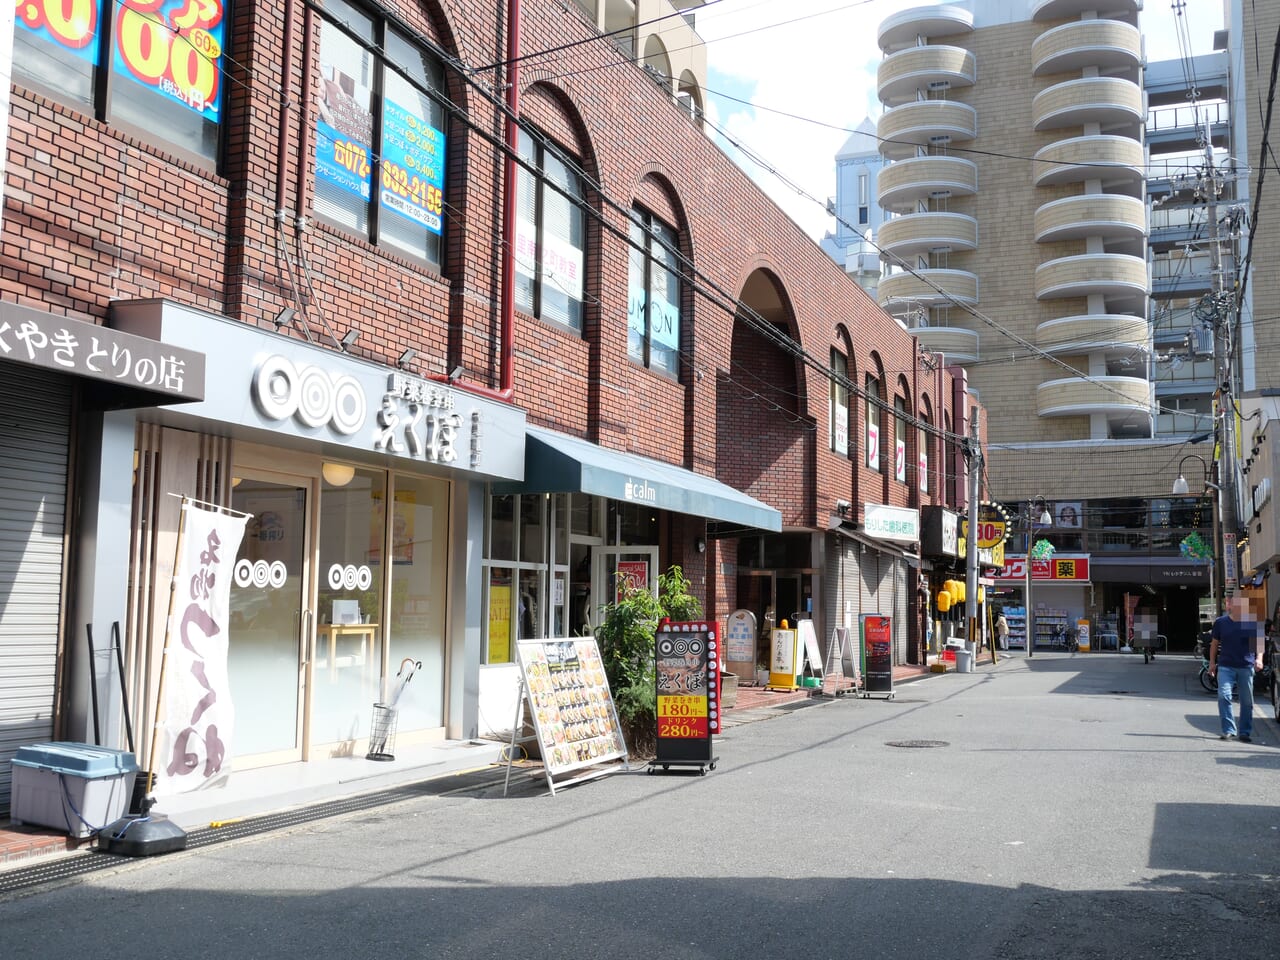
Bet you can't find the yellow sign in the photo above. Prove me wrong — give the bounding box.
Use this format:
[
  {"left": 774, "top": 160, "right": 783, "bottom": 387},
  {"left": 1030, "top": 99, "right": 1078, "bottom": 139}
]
[
  {"left": 487, "top": 581, "right": 512, "bottom": 664},
  {"left": 768, "top": 628, "right": 800, "bottom": 690},
  {"left": 961, "top": 518, "right": 1007, "bottom": 549},
  {"left": 657, "top": 695, "right": 707, "bottom": 718},
  {"left": 957, "top": 536, "right": 1005, "bottom": 568}
]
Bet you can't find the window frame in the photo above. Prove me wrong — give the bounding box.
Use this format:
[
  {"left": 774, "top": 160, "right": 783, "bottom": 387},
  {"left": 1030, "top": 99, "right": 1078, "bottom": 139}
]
[
  {"left": 12, "top": 0, "right": 229, "bottom": 168},
  {"left": 865, "top": 373, "right": 881, "bottom": 472},
  {"left": 313, "top": 0, "right": 449, "bottom": 268},
  {"left": 830, "top": 348, "right": 850, "bottom": 456},
  {"left": 628, "top": 206, "right": 682, "bottom": 379},
  {"left": 515, "top": 128, "right": 587, "bottom": 334}
]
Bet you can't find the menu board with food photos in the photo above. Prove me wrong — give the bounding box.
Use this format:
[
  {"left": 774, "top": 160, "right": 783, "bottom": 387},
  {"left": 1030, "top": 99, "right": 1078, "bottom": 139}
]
[{"left": 515, "top": 638, "right": 628, "bottom": 789}]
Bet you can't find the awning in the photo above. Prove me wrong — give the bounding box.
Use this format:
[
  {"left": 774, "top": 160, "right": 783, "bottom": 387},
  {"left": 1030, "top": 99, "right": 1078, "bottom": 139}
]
[
  {"left": 495, "top": 427, "right": 781, "bottom": 532},
  {"left": 1090, "top": 556, "right": 1210, "bottom": 585}
]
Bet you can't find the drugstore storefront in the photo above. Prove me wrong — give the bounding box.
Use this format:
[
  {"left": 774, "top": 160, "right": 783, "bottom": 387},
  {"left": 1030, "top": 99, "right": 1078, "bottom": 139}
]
[{"left": 106, "top": 301, "right": 526, "bottom": 777}]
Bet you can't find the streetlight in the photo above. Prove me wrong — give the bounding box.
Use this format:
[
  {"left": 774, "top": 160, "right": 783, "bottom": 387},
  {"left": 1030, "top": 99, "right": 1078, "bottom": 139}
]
[
  {"left": 1025, "top": 496, "right": 1053, "bottom": 658},
  {"left": 1172, "top": 453, "right": 1221, "bottom": 615}
]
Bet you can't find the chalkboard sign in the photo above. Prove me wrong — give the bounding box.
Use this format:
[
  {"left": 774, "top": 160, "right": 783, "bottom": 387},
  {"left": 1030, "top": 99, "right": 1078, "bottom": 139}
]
[
  {"left": 653, "top": 620, "right": 719, "bottom": 773},
  {"left": 861, "top": 613, "right": 894, "bottom": 699}
]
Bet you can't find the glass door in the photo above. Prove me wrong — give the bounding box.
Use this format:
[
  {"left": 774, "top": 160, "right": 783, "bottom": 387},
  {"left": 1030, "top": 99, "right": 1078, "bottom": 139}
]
[{"left": 228, "top": 473, "right": 314, "bottom": 766}]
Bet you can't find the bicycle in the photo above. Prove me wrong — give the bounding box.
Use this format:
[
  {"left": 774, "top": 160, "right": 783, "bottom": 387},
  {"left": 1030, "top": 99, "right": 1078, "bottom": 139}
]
[{"left": 1196, "top": 636, "right": 1217, "bottom": 693}]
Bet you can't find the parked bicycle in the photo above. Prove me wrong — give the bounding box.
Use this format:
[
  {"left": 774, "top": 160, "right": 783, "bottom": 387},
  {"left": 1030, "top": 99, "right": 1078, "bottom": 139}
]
[{"left": 1196, "top": 634, "right": 1217, "bottom": 693}]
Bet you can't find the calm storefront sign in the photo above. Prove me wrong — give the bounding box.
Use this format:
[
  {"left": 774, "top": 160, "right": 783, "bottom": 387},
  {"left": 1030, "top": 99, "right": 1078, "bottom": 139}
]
[{"left": 863, "top": 503, "right": 920, "bottom": 544}]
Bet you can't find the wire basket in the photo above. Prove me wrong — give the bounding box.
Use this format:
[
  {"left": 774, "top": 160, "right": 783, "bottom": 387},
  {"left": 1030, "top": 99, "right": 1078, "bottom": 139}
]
[{"left": 366, "top": 703, "right": 399, "bottom": 761}]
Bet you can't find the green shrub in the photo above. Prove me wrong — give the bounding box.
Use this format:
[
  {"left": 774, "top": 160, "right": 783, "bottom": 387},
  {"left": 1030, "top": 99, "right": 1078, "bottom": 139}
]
[{"left": 595, "top": 565, "right": 703, "bottom": 756}]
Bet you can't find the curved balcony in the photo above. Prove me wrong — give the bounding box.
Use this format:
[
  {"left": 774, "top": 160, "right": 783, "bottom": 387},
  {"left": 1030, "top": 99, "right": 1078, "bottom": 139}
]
[
  {"left": 878, "top": 4, "right": 974, "bottom": 52},
  {"left": 1033, "top": 135, "right": 1144, "bottom": 188},
  {"left": 1035, "top": 313, "right": 1150, "bottom": 358},
  {"left": 912, "top": 325, "right": 979, "bottom": 364},
  {"left": 878, "top": 268, "right": 979, "bottom": 310},
  {"left": 1033, "top": 0, "right": 1141, "bottom": 22},
  {"left": 1032, "top": 77, "right": 1142, "bottom": 131},
  {"left": 878, "top": 46, "right": 976, "bottom": 105},
  {"left": 877, "top": 156, "right": 978, "bottom": 211},
  {"left": 877, "top": 101, "right": 978, "bottom": 160},
  {"left": 879, "top": 212, "right": 978, "bottom": 259},
  {"left": 1036, "top": 375, "right": 1152, "bottom": 422},
  {"left": 1033, "top": 194, "right": 1146, "bottom": 244},
  {"left": 1032, "top": 20, "right": 1141, "bottom": 75},
  {"left": 1035, "top": 253, "right": 1148, "bottom": 306}
]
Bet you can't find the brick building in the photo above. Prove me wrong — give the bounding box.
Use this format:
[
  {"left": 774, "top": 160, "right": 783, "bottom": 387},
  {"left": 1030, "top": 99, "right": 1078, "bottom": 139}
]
[{"left": 0, "top": 0, "right": 980, "bottom": 808}]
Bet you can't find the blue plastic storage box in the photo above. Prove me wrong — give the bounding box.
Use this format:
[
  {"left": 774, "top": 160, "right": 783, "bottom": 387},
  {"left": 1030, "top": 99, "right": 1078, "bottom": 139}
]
[{"left": 11, "top": 742, "right": 139, "bottom": 839}]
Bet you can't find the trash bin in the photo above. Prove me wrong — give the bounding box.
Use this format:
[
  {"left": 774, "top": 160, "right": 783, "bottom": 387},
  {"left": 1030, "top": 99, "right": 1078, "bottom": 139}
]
[
  {"left": 954, "top": 648, "right": 974, "bottom": 673},
  {"left": 11, "top": 742, "right": 138, "bottom": 838}
]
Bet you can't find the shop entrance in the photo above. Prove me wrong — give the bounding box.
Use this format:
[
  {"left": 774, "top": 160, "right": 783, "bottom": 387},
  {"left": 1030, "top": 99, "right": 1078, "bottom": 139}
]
[{"left": 229, "top": 472, "right": 314, "bottom": 766}]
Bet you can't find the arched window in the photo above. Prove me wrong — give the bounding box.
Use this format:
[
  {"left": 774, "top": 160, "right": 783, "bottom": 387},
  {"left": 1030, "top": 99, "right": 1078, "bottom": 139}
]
[
  {"left": 865, "top": 373, "right": 881, "bottom": 471},
  {"left": 313, "top": 0, "right": 449, "bottom": 266},
  {"left": 515, "top": 129, "right": 586, "bottom": 332},
  {"left": 628, "top": 207, "right": 681, "bottom": 377},
  {"left": 830, "top": 347, "right": 850, "bottom": 456}
]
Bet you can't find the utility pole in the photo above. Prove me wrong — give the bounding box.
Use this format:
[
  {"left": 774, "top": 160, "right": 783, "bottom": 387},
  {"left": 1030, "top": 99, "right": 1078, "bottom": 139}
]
[
  {"left": 964, "top": 408, "right": 982, "bottom": 654},
  {"left": 1205, "top": 138, "right": 1239, "bottom": 605}
]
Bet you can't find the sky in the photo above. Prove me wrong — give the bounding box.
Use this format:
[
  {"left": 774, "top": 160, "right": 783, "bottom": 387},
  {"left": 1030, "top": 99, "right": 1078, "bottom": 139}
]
[{"left": 696, "top": 0, "right": 1225, "bottom": 242}]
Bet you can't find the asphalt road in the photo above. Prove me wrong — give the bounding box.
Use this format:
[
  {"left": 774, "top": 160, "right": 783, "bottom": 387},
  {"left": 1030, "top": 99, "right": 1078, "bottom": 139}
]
[{"left": 3, "top": 652, "right": 1279, "bottom": 959}]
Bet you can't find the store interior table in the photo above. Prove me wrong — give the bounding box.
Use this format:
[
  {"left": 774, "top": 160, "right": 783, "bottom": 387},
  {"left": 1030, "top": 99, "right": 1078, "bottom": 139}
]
[{"left": 316, "top": 623, "right": 378, "bottom": 679}]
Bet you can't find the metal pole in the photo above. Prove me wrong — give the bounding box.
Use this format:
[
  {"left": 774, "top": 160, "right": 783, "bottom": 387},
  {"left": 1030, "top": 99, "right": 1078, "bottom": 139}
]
[
  {"left": 1026, "top": 500, "right": 1034, "bottom": 659},
  {"left": 965, "top": 409, "right": 981, "bottom": 654},
  {"left": 1205, "top": 137, "right": 1239, "bottom": 607}
]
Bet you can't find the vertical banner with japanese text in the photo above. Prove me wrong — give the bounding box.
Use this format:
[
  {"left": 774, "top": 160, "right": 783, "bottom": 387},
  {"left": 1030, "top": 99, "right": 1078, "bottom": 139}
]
[{"left": 159, "top": 502, "right": 249, "bottom": 794}]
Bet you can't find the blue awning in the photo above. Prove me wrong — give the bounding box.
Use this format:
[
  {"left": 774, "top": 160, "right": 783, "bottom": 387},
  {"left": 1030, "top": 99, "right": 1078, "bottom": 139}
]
[{"left": 495, "top": 427, "right": 781, "bottom": 532}]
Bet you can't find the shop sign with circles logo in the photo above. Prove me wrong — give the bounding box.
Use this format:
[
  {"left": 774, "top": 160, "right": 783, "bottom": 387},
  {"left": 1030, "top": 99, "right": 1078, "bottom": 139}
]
[
  {"left": 655, "top": 621, "right": 718, "bottom": 765},
  {"left": 234, "top": 559, "right": 289, "bottom": 590}
]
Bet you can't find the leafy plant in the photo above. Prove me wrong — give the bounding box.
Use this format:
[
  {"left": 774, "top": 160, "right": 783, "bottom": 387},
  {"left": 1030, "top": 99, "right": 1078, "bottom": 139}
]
[{"left": 594, "top": 565, "right": 703, "bottom": 755}]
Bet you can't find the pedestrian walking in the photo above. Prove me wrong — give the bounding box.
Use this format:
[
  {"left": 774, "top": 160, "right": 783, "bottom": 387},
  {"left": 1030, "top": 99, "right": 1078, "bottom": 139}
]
[
  {"left": 995, "top": 611, "right": 1009, "bottom": 651},
  {"left": 1208, "top": 596, "right": 1262, "bottom": 742}
]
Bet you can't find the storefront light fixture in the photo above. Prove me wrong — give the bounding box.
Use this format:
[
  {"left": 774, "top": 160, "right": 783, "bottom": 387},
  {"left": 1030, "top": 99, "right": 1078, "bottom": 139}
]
[
  {"left": 397, "top": 348, "right": 417, "bottom": 369},
  {"left": 273, "top": 306, "right": 296, "bottom": 329},
  {"left": 340, "top": 328, "right": 359, "bottom": 351},
  {"left": 322, "top": 462, "right": 355, "bottom": 486}
]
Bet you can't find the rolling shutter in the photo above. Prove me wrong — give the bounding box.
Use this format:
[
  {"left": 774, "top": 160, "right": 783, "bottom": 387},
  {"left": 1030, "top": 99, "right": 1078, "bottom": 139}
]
[{"left": 0, "top": 364, "right": 71, "bottom": 813}]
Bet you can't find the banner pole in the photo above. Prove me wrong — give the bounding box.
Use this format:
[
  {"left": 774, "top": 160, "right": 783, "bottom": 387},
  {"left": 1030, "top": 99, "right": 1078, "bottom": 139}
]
[{"left": 144, "top": 495, "right": 190, "bottom": 797}]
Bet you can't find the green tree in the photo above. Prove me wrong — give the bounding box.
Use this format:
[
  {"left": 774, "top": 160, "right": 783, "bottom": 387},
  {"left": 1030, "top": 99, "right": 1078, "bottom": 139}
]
[{"left": 594, "top": 565, "right": 702, "bottom": 755}]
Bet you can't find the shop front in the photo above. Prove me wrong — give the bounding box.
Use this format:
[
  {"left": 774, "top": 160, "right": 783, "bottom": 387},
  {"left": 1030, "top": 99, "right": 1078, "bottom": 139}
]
[
  {"left": 104, "top": 300, "right": 526, "bottom": 782},
  {"left": 479, "top": 428, "right": 782, "bottom": 735},
  {"left": 0, "top": 302, "right": 205, "bottom": 813},
  {"left": 1088, "top": 556, "right": 1209, "bottom": 652},
  {"left": 994, "top": 553, "right": 1091, "bottom": 651}
]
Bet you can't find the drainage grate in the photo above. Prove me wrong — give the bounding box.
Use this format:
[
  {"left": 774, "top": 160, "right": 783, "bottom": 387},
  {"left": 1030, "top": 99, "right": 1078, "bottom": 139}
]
[
  {"left": 0, "top": 767, "right": 507, "bottom": 899},
  {"left": 885, "top": 740, "right": 950, "bottom": 748}
]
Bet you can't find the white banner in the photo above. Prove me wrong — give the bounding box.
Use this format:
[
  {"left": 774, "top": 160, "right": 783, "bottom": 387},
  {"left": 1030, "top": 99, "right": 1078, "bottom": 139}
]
[{"left": 159, "top": 502, "right": 249, "bottom": 794}]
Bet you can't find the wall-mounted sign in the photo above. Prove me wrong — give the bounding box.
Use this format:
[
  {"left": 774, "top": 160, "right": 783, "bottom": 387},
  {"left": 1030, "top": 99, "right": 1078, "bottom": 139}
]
[
  {"left": 996, "top": 554, "right": 1091, "bottom": 582},
  {"left": 863, "top": 503, "right": 919, "bottom": 543}
]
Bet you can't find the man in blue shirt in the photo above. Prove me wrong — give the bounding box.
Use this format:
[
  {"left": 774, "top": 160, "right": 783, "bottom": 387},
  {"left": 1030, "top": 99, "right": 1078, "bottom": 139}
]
[{"left": 1209, "top": 596, "right": 1262, "bottom": 742}]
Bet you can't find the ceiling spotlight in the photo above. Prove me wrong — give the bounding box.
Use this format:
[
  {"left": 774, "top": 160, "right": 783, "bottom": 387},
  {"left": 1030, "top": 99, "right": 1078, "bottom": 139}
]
[
  {"left": 397, "top": 348, "right": 417, "bottom": 368},
  {"left": 340, "top": 328, "right": 359, "bottom": 350},
  {"left": 273, "top": 306, "right": 296, "bottom": 329}
]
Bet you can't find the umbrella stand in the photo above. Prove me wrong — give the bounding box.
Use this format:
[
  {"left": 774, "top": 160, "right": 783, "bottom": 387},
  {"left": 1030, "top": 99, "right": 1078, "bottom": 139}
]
[{"left": 366, "top": 658, "right": 421, "bottom": 761}]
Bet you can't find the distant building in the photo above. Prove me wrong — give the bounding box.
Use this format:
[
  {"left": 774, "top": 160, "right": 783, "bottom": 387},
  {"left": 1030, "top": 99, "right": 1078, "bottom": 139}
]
[{"left": 819, "top": 118, "right": 888, "bottom": 299}]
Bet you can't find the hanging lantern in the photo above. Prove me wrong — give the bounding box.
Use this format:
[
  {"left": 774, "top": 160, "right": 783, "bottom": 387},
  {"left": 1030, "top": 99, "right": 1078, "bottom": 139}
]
[{"left": 937, "top": 591, "right": 952, "bottom": 612}]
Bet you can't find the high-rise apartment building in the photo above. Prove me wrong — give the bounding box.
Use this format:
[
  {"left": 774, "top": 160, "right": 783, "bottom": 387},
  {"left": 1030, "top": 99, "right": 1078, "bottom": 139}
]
[{"left": 843, "top": 0, "right": 1280, "bottom": 648}]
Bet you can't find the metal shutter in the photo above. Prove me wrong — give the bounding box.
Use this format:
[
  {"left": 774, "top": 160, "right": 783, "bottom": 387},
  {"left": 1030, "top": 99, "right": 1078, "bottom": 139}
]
[
  {"left": 894, "top": 559, "right": 910, "bottom": 665},
  {"left": 0, "top": 365, "right": 71, "bottom": 813}
]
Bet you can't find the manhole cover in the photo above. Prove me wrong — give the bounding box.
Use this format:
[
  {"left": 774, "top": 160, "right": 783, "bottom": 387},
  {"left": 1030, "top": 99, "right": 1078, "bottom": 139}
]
[{"left": 885, "top": 739, "right": 950, "bottom": 748}]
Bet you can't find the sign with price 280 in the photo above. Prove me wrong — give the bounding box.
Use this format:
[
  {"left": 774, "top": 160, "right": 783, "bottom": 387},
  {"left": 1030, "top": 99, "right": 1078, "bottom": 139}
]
[{"left": 657, "top": 695, "right": 707, "bottom": 739}]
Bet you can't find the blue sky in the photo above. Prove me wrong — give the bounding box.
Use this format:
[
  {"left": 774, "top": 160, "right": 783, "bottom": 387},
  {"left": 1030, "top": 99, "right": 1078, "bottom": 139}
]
[{"left": 697, "top": 0, "right": 1225, "bottom": 241}]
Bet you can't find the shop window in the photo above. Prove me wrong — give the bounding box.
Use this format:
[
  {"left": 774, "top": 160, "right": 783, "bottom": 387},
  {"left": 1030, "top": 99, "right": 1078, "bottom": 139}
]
[
  {"left": 628, "top": 208, "right": 681, "bottom": 377},
  {"left": 830, "top": 348, "right": 849, "bottom": 456},
  {"left": 484, "top": 493, "right": 569, "bottom": 663},
  {"left": 515, "top": 129, "right": 586, "bottom": 332},
  {"left": 14, "top": 0, "right": 226, "bottom": 164},
  {"left": 315, "top": 0, "right": 447, "bottom": 266}
]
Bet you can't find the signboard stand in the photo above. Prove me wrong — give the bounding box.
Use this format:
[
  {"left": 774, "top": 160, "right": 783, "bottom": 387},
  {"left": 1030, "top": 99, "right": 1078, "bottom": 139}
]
[
  {"left": 861, "top": 613, "right": 894, "bottom": 700},
  {"left": 767, "top": 626, "right": 801, "bottom": 690},
  {"left": 821, "top": 627, "right": 857, "bottom": 696},
  {"left": 650, "top": 620, "right": 719, "bottom": 775},
  {"left": 505, "top": 638, "right": 629, "bottom": 796}
]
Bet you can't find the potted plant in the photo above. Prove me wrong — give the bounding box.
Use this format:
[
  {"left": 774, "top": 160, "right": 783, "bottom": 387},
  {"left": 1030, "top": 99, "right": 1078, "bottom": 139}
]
[{"left": 594, "top": 565, "right": 703, "bottom": 756}]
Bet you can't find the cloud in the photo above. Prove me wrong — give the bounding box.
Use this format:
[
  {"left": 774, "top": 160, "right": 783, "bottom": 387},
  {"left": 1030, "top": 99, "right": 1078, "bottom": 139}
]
[{"left": 698, "top": 0, "right": 1224, "bottom": 242}]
